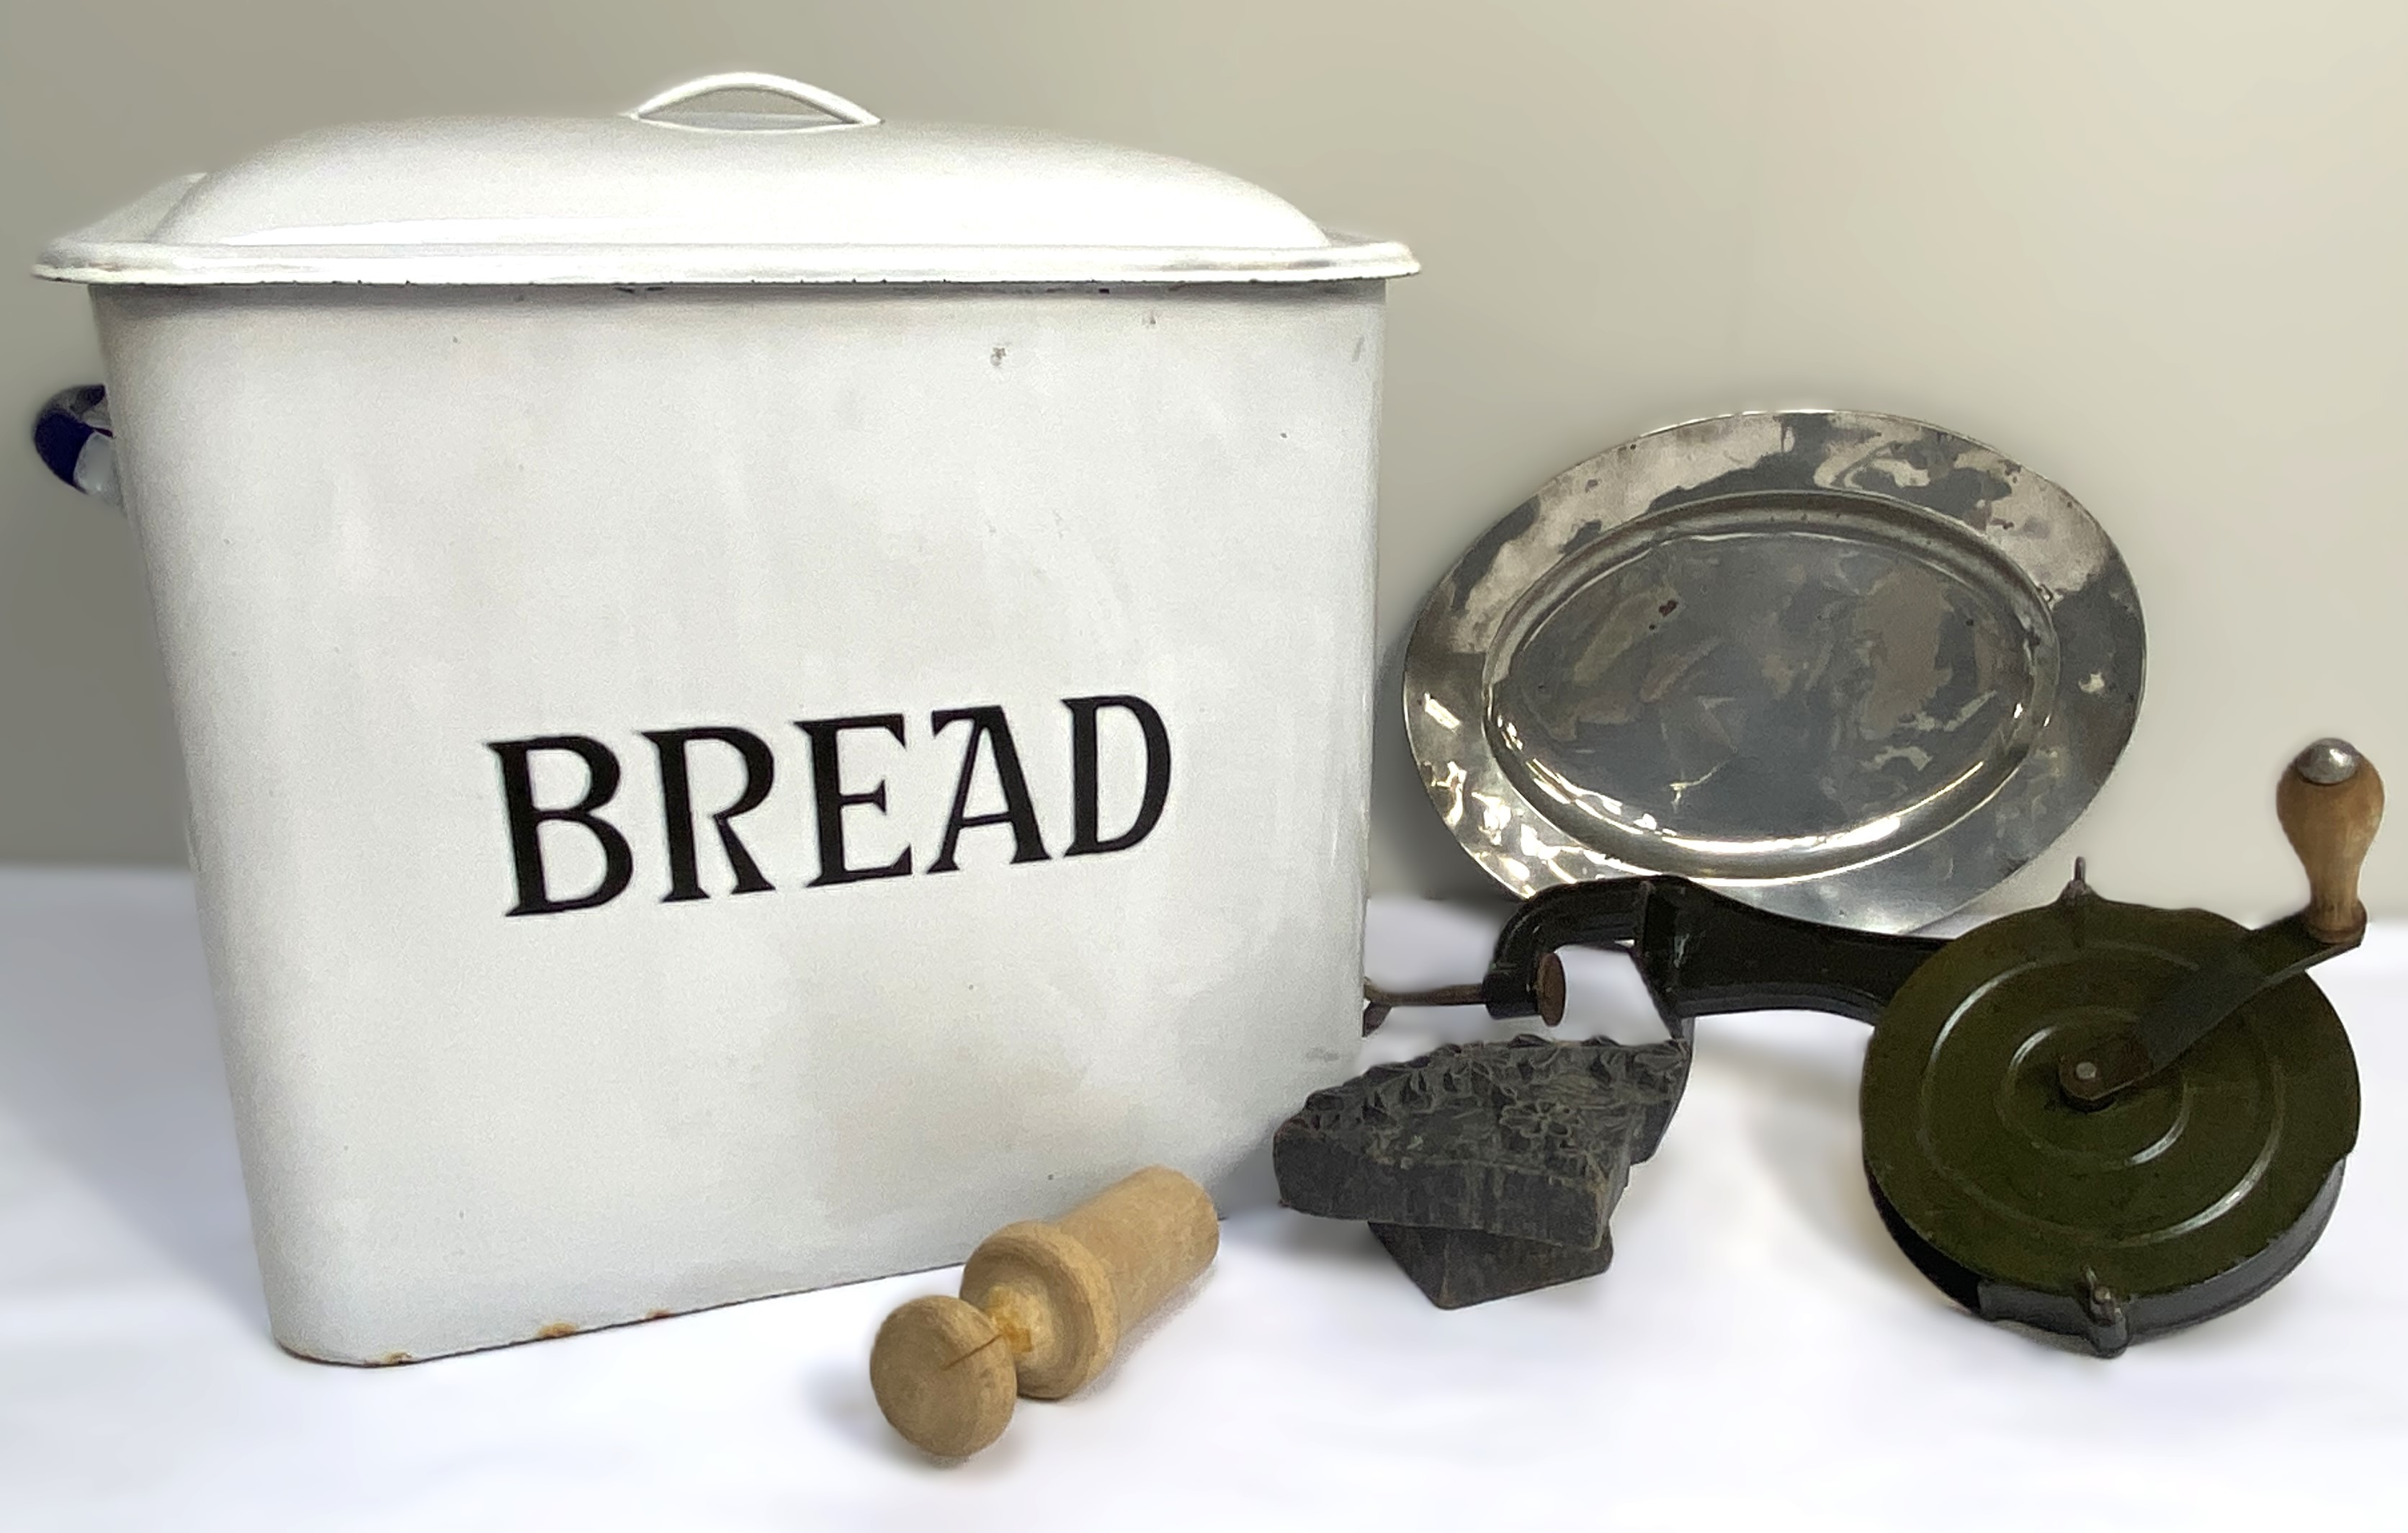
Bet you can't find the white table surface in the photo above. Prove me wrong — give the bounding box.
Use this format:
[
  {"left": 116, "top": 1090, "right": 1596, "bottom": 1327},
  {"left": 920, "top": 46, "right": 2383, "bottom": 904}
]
[{"left": 4, "top": 867, "right": 2405, "bottom": 1531}]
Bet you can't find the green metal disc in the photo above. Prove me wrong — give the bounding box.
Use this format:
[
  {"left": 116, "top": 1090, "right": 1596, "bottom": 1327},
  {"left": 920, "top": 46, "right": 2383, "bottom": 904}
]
[{"left": 1861, "top": 882, "right": 2360, "bottom": 1354}]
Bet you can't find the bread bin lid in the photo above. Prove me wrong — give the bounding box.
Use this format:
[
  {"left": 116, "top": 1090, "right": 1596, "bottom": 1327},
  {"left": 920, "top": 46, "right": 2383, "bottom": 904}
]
[{"left": 35, "top": 73, "right": 1417, "bottom": 288}]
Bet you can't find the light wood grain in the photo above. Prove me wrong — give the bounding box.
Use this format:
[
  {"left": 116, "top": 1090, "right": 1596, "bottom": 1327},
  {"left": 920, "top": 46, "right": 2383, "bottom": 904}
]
[
  {"left": 869, "top": 1166, "right": 1218, "bottom": 1456},
  {"left": 2278, "top": 754, "right": 2385, "bottom": 943}
]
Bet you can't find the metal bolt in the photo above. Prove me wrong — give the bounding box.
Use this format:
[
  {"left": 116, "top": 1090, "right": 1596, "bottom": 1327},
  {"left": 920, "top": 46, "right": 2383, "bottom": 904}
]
[
  {"left": 2293, "top": 737, "right": 2362, "bottom": 787},
  {"left": 2056, "top": 856, "right": 2093, "bottom": 904},
  {"left": 1361, "top": 980, "right": 1483, "bottom": 1036},
  {"left": 1361, "top": 949, "right": 1568, "bottom": 1036},
  {"left": 2073, "top": 1060, "right": 2100, "bottom": 1083}
]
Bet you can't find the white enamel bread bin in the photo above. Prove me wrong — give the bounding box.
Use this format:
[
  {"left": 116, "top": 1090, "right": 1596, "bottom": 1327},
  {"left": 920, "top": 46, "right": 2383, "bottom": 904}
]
[{"left": 36, "top": 74, "right": 1415, "bottom": 1362}]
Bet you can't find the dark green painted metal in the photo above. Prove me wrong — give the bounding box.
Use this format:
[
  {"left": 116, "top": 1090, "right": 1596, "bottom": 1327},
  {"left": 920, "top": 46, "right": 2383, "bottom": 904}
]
[
  {"left": 1861, "top": 881, "right": 2360, "bottom": 1354},
  {"left": 2064, "top": 912, "right": 2351, "bottom": 1104}
]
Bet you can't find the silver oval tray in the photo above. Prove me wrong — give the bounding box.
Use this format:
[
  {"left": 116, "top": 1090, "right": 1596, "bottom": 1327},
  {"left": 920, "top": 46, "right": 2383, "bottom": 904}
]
[{"left": 1404, "top": 410, "right": 2144, "bottom": 931}]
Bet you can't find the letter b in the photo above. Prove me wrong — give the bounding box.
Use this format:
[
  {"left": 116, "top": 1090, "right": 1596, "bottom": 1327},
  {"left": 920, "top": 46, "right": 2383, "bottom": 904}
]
[{"left": 490, "top": 736, "right": 635, "bottom": 916}]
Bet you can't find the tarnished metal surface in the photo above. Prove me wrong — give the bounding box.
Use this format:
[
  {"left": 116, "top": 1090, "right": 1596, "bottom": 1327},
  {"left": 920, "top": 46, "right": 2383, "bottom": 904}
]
[
  {"left": 2296, "top": 737, "right": 2363, "bottom": 787},
  {"left": 1405, "top": 410, "right": 2145, "bottom": 931}
]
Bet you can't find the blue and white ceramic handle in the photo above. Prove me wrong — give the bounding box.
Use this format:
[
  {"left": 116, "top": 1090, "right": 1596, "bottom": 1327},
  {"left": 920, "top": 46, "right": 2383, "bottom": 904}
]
[{"left": 32, "top": 385, "right": 119, "bottom": 506}]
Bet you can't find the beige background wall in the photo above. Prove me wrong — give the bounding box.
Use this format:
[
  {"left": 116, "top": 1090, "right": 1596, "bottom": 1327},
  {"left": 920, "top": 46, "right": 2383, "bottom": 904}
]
[{"left": 3, "top": 0, "right": 2402, "bottom": 919}]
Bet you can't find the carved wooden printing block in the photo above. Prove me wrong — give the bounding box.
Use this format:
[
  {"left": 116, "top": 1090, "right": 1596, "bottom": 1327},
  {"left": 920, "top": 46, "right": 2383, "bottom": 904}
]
[{"left": 1274, "top": 1035, "right": 1691, "bottom": 1307}]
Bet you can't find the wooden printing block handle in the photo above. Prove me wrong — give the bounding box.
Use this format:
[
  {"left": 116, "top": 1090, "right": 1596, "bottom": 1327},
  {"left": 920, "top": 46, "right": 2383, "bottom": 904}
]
[
  {"left": 868, "top": 1166, "right": 1219, "bottom": 1457},
  {"left": 2278, "top": 738, "right": 2385, "bottom": 944}
]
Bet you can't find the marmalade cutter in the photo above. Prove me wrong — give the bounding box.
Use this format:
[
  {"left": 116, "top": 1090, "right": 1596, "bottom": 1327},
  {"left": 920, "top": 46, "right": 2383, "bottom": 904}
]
[{"left": 1282, "top": 740, "right": 2381, "bottom": 1355}]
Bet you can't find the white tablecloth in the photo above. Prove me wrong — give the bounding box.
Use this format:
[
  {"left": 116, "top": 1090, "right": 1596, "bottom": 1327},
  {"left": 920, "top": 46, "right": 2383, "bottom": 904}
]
[{"left": 4, "top": 869, "right": 2404, "bottom": 1530}]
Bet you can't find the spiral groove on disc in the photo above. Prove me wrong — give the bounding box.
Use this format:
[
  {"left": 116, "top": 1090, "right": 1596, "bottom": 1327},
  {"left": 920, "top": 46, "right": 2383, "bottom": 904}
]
[{"left": 1861, "top": 888, "right": 2358, "bottom": 1349}]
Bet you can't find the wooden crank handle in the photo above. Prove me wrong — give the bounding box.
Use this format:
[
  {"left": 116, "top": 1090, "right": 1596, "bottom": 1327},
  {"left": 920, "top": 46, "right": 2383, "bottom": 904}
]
[
  {"left": 2277, "top": 738, "right": 2384, "bottom": 944},
  {"left": 869, "top": 1166, "right": 1218, "bottom": 1458}
]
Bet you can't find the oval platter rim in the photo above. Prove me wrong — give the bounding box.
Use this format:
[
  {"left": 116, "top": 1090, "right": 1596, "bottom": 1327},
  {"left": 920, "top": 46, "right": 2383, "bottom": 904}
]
[{"left": 1401, "top": 407, "right": 2147, "bottom": 933}]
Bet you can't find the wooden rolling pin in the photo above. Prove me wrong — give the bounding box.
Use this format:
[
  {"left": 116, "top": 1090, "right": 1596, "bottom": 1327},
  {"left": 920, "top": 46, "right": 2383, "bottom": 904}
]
[{"left": 869, "top": 1166, "right": 1219, "bottom": 1457}]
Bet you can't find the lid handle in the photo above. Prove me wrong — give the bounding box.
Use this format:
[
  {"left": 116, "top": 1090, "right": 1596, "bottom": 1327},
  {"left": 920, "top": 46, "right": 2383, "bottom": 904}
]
[{"left": 627, "top": 72, "right": 880, "bottom": 128}]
